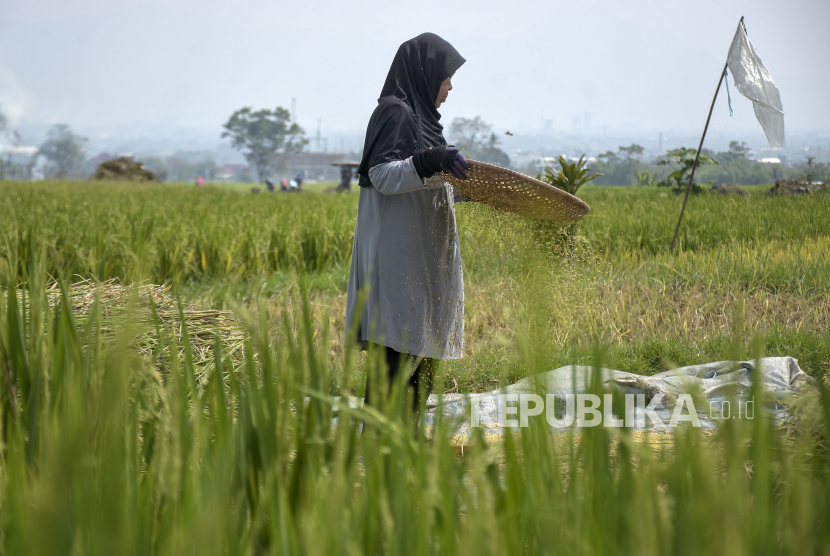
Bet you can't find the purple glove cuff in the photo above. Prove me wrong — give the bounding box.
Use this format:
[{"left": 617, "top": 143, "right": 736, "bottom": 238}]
[{"left": 446, "top": 146, "right": 470, "bottom": 180}]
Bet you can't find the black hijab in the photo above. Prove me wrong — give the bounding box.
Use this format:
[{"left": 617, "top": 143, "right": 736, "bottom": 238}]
[{"left": 357, "top": 33, "right": 465, "bottom": 187}]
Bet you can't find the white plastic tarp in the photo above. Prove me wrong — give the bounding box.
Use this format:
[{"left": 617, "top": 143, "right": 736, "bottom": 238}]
[{"left": 423, "top": 357, "right": 808, "bottom": 436}]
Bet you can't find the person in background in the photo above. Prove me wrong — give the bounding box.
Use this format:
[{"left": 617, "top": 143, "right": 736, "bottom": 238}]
[
  {"left": 280, "top": 178, "right": 289, "bottom": 191},
  {"left": 346, "top": 33, "right": 469, "bottom": 412},
  {"left": 195, "top": 175, "right": 205, "bottom": 187},
  {"left": 289, "top": 178, "right": 298, "bottom": 191},
  {"left": 294, "top": 172, "right": 303, "bottom": 190}
]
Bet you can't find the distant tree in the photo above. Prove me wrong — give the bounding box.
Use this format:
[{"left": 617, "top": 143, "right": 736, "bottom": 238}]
[
  {"left": 140, "top": 156, "right": 170, "bottom": 181},
  {"left": 475, "top": 133, "right": 510, "bottom": 166},
  {"left": 618, "top": 143, "right": 645, "bottom": 161},
  {"left": 221, "top": 107, "right": 307, "bottom": 182},
  {"left": 38, "top": 124, "right": 88, "bottom": 178},
  {"left": 728, "top": 140, "right": 750, "bottom": 159},
  {"left": 716, "top": 140, "right": 751, "bottom": 163},
  {"left": 636, "top": 169, "right": 658, "bottom": 186},
  {"left": 592, "top": 147, "right": 652, "bottom": 185},
  {"left": 448, "top": 116, "right": 510, "bottom": 166},
  {"left": 694, "top": 159, "right": 762, "bottom": 185},
  {"left": 658, "top": 147, "right": 718, "bottom": 194},
  {"left": 448, "top": 116, "right": 491, "bottom": 151}
]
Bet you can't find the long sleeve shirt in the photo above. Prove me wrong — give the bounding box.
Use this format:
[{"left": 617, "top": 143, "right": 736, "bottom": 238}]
[{"left": 345, "top": 158, "right": 464, "bottom": 360}]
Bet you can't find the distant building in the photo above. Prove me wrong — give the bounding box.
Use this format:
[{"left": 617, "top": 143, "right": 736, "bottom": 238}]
[
  {"left": 0, "top": 145, "right": 38, "bottom": 166},
  {"left": 583, "top": 112, "right": 592, "bottom": 134},
  {"left": 759, "top": 157, "right": 783, "bottom": 167},
  {"left": 571, "top": 115, "right": 582, "bottom": 135},
  {"left": 279, "top": 152, "right": 347, "bottom": 181},
  {"left": 218, "top": 164, "right": 251, "bottom": 181},
  {"left": 0, "top": 145, "right": 38, "bottom": 158},
  {"left": 0, "top": 145, "right": 39, "bottom": 180}
]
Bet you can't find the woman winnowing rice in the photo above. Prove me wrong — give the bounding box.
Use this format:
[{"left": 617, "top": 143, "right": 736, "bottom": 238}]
[{"left": 346, "top": 33, "right": 470, "bottom": 409}]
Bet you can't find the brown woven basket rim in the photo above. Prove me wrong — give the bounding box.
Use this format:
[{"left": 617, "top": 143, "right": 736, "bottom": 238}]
[{"left": 444, "top": 160, "right": 591, "bottom": 218}]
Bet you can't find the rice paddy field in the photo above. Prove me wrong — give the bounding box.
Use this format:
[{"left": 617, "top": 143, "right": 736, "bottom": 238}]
[{"left": 1, "top": 179, "right": 829, "bottom": 554}]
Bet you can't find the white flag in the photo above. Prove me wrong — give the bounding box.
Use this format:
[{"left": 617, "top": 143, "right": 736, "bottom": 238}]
[{"left": 726, "top": 22, "right": 785, "bottom": 147}]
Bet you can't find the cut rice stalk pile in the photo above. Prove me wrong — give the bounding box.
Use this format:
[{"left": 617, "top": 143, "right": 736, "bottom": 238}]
[
  {"left": 93, "top": 156, "right": 160, "bottom": 182},
  {"left": 766, "top": 179, "right": 829, "bottom": 196},
  {"left": 31, "top": 278, "right": 246, "bottom": 373}
]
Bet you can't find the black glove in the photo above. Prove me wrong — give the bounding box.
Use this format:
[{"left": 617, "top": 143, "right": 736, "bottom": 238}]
[{"left": 411, "top": 146, "right": 470, "bottom": 180}]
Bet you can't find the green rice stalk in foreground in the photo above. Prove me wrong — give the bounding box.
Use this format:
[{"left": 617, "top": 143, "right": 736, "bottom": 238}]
[{"left": 1, "top": 257, "right": 829, "bottom": 555}]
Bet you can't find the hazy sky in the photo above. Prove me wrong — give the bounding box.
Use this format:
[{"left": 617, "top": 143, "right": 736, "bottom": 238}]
[{"left": 1, "top": 0, "right": 828, "bottom": 142}]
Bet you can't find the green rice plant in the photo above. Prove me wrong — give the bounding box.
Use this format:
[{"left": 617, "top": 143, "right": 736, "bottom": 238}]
[
  {"left": 1, "top": 180, "right": 829, "bottom": 553},
  {"left": 3, "top": 254, "right": 828, "bottom": 554},
  {"left": 0, "top": 182, "right": 358, "bottom": 285},
  {"left": 5, "top": 179, "right": 826, "bottom": 394},
  {"left": 3, "top": 181, "right": 829, "bottom": 290}
]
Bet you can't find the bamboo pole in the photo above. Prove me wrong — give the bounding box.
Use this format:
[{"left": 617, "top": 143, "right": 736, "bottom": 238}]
[
  {"left": 670, "top": 17, "right": 743, "bottom": 253},
  {"left": 669, "top": 63, "right": 727, "bottom": 252}
]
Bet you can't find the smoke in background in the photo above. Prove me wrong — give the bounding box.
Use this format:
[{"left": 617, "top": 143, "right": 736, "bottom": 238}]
[{"left": 0, "top": 51, "right": 31, "bottom": 133}]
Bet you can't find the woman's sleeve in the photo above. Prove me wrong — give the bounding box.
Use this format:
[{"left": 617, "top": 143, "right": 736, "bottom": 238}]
[{"left": 368, "top": 158, "right": 425, "bottom": 195}]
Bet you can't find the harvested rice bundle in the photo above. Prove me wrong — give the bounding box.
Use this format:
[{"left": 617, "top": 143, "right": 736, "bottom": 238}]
[{"left": 35, "top": 278, "right": 246, "bottom": 372}]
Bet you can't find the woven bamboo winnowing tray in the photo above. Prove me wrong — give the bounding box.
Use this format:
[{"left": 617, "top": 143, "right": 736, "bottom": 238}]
[{"left": 443, "top": 160, "right": 590, "bottom": 222}]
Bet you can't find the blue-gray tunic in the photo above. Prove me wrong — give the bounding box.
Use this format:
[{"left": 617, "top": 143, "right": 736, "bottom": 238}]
[{"left": 345, "top": 159, "right": 464, "bottom": 360}]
